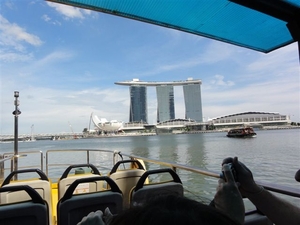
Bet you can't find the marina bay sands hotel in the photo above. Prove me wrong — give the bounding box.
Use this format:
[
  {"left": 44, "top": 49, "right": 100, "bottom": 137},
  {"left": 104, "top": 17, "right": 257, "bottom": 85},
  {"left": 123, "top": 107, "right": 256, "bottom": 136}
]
[{"left": 115, "top": 78, "right": 203, "bottom": 124}]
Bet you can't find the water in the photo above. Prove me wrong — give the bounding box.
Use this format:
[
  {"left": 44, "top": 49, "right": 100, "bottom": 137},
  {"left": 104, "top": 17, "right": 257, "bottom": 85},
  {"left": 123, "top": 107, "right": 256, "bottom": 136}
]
[{"left": 1, "top": 129, "right": 299, "bottom": 205}]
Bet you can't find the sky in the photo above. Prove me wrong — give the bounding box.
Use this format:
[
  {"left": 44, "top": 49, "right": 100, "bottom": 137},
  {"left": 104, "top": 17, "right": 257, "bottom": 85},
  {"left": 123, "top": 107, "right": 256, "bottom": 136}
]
[{"left": 0, "top": 0, "right": 299, "bottom": 135}]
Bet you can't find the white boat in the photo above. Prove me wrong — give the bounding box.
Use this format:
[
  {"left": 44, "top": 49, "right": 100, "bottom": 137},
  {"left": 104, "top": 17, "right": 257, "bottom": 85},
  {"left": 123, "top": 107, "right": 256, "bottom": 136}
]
[{"left": 91, "top": 113, "right": 123, "bottom": 132}]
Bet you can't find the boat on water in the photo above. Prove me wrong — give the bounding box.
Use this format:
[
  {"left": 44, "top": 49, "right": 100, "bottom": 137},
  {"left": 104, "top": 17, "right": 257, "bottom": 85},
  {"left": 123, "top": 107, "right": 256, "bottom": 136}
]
[
  {"left": 0, "top": 149, "right": 299, "bottom": 225},
  {"left": 227, "top": 127, "right": 257, "bottom": 138}
]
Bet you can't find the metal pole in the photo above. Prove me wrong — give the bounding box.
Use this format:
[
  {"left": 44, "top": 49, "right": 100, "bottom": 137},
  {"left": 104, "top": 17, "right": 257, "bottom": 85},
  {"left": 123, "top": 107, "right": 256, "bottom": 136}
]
[{"left": 13, "top": 91, "right": 20, "bottom": 180}]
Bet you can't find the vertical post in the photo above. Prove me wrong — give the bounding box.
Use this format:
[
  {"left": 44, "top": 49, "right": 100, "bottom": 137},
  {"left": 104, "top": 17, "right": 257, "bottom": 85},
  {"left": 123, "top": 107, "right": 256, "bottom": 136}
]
[
  {"left": 0, "top": 155, "right": 4, "bottom": 183},
  {"left": 13, "top": 91, "right": 20, "bottom": 180}
]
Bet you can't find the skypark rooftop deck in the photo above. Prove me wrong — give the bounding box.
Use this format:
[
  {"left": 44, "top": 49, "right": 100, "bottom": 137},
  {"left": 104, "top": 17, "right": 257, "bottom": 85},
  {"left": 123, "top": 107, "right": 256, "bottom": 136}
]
[{"left": 115, "top": 78, "right": 201, "bottom": 86}]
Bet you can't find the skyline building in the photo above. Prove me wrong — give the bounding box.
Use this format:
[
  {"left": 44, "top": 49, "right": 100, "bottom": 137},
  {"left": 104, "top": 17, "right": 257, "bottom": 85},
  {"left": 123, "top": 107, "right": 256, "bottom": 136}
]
[
  {"left": 156, "top": 85, "right": 175, "bottom": 123},
  {"left": 129, "top": 85, "right": 147, "bottom": 123},
  {"left": 115, "top": 78, "right": 202, "bottom": 124},
  {"left": 183, "top": 83, "right": 203, "bottom": 122}
]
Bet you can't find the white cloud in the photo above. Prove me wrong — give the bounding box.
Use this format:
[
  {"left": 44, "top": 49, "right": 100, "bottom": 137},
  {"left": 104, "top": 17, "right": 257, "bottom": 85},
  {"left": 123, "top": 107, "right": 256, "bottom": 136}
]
[
  {"left": 46, "top": 2, "right": 91, "bottom": 20},
  {"left": 210, "top": 75, "right": 235, "bottom": 86},
  {"left": 0, "top": 15, "right": 43, "bottom": 49},
  {"left": 42, "top": 14, "right": 51, "bottom": 22},
  {"left": 0, "top": 52, "right": 33, "bottom": 62}
]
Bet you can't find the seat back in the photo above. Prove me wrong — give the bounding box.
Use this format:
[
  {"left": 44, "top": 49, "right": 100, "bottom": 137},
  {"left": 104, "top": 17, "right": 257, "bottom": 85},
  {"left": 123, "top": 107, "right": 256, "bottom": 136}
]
[
  {"left": 109, "top": 160, "right": 145, "bottom": 208},
  {"left": 57, "top": 176, "right": 123, "bottom": 225},
  {"left": 58, "top": 164, "right": 102, "bottom": 200},
  {"left": 0, "top": 185, "right": 49, "bottom": 225},
  {"left": 0, "top": 169, "right": 52, "bottom": 224},
  {"left": 130, "top": 168, "right": 183, "bottom": 207}
]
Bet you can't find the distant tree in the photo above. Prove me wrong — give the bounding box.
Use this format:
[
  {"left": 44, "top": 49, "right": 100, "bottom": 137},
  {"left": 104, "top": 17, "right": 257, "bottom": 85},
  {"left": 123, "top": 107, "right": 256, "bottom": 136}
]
[{"left": 82, "top": 128, "right": 88, "bottom": 133}]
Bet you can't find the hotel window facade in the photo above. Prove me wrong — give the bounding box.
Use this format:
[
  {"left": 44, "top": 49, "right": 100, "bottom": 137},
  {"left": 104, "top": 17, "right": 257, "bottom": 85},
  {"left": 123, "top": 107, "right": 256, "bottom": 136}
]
[
  {"left": 183, "top": 84, "right": 203, "bottom": 122},
  {"left": 129, "top": 86, "right": 147, "bottom": 123}
]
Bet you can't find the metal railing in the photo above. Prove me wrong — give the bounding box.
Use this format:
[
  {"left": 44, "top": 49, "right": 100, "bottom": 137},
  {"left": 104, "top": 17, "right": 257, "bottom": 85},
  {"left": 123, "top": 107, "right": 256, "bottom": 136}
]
[
  {"left": 1, "top": 149, "right": 299, "bottom": 199},
  {"left": 0, "top": 151, "right": 42, "bottom": 183}
]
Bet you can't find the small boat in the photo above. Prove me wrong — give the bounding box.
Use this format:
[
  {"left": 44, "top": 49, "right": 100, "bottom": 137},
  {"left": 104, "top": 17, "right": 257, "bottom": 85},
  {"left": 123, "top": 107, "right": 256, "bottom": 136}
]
[{"left": 227, "top": 127, "right": 257, "bottom": 138}]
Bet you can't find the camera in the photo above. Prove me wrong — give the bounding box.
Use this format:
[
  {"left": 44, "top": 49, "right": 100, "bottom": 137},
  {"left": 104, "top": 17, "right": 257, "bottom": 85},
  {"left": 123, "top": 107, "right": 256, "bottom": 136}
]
[{"left": 220, "top": 163, "right": 237, "bottom": 181}]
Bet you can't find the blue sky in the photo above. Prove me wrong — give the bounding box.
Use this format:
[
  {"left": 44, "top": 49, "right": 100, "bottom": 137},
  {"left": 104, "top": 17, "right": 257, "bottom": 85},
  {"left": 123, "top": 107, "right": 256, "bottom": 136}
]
[{"left": 0, "top": 0, "right": 299, "bottom": 135}]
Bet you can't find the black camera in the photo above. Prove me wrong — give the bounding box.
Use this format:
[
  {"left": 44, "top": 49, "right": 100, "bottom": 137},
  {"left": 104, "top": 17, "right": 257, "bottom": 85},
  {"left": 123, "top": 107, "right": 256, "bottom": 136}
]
[{"left": 220, "top": 163, "right": 237, "bottom": 181}]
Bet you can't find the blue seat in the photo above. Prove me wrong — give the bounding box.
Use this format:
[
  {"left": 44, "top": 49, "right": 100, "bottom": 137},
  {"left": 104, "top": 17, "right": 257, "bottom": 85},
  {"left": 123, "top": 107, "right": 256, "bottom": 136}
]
[
  {"left": 0, "top": 185, "right": 49, "bottom": 225},
  {"left": 57, "top": 176, "right": 123, "bottom": 225}
]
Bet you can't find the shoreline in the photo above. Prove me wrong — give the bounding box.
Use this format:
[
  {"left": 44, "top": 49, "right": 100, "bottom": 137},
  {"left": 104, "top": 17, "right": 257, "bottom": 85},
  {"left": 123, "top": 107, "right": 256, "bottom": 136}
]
[{"left": 1, "top": 126, "right": 299, "bottom": 142}]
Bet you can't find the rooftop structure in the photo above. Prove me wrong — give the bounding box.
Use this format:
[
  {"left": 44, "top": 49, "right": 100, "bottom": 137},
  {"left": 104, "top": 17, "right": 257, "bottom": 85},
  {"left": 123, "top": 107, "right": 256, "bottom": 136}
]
[
  {"left": 48, "top": 0, "right": 299, "bottom": 54},
  {"left": 115, "top": 78, "right": 202, "bottom": 86}
]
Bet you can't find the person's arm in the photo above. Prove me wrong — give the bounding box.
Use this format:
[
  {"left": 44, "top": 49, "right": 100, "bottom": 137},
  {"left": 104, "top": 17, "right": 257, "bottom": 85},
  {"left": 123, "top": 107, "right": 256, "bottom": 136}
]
[
  {"left": 226, "top": 157, "right": 300, "bottom": 225},
  {"left": 214, "top": 164, "right": 245, "bottom": 225}
]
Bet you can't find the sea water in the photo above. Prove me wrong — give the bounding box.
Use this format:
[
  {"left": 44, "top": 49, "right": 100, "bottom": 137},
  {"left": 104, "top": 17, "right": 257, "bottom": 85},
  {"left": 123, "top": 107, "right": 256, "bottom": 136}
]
[{"left": 1, "top": 129, "right": 299, "bottom": 205}]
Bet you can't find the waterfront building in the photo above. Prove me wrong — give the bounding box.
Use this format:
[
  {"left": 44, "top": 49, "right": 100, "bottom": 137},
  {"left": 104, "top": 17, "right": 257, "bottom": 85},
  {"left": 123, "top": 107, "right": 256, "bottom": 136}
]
[
  {"left": 115, "top": 78, "right": 203, "bottom": 124},
  {"left": 129, "top": 85, "right": 147, "bottom": 123},
  {"left": 183, "top": 83, "right": 203, "bottom": 122},
  {"left": 156, "top": 85, "right": 175, "bottom": 123},
  {"left": 210, "top": 112, "right": 291, "bottom": 128}
]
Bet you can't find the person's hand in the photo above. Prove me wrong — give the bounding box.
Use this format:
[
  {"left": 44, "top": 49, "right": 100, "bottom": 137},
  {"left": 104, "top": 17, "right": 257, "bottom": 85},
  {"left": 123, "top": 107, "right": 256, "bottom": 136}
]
[
  {"left": 223, "top": 157, "right": 262, "bottom": 196},
  {"left": 77, "top": 210, "right": 105, "bottom": 225},
  {"left": 214, "top": 164, "right": 245, "bottom": 225}
]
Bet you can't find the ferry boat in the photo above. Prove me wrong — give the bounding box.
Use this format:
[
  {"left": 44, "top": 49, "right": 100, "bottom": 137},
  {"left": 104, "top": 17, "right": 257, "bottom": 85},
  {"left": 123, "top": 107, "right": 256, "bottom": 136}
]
[{"left": 227, "top": 127, "right": 257, "bottom": 138}]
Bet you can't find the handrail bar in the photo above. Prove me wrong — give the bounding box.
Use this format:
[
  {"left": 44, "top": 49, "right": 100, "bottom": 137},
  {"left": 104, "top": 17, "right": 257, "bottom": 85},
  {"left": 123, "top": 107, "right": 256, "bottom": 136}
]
[
  {"left": 0, "top": 154, "right": 27, "bottom": 164},
  {"left": 44, "top": 149, "right": 300, "bottom": 199},
  {"left": 3, "top": 149, "right": 299, "bottom": 199},
  {"left": 2, "top": 151, "right": 43, "bottom": 172},
  {"left": 121, "top": 153, "right": 221, "bottom": 178},
  {"left": 45, "top": 149, "right": 116, "bottom": 176},
  {"left": 256, "top": 181, "right": 300, "bottom": 198},
  {"left": 121, "top": 152, "right": 300, "bottom": 198}
]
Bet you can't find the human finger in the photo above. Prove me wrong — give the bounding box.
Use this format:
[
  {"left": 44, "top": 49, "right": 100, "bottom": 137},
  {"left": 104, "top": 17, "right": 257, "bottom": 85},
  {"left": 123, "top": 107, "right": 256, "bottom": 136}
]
[
  {"left": 223, "top": 164, "right": 235, "bottom": 183},
  {"left": 222, "top": 157, "right": 233, "bottom": 165},
  {"left": 233, "top": 157, "right": 253, "bottom": 178},
  {"left": 94, "top": 210, "right": 103, "bottom": 218}
]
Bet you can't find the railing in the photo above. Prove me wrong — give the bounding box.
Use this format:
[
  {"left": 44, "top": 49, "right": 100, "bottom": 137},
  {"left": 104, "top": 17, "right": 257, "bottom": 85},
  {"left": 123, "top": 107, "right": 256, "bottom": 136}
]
[
  {"left": 121, "top": 152, "right": 300, "bottom": 198},
  {"left": 0, "top": 151, "right": 42, "bottom": 183},
  {"left": 45, "top": 149, "right": 122, "bottom": 181},
  {"left": 1, "top": 149, "right": 299, "bottom": 200}
]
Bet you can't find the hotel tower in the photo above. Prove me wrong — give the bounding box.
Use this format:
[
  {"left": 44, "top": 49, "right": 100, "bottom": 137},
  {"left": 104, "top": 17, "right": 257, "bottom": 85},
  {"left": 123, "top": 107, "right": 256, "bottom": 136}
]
[{"left": 115, "top": 78, "right": 202, "bottom": 124}]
